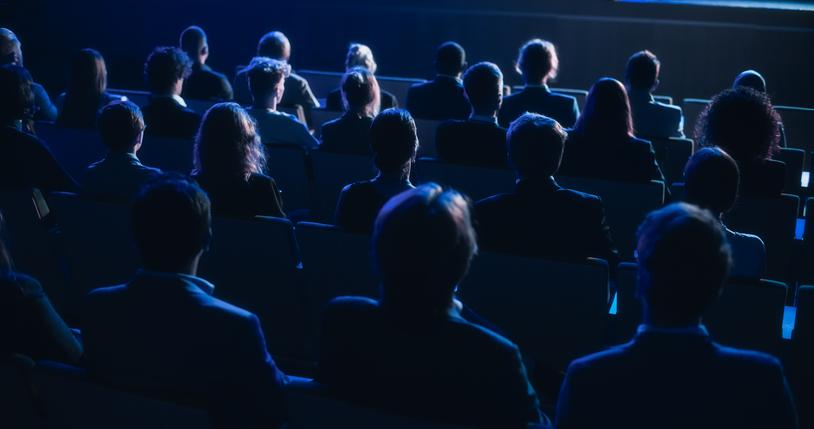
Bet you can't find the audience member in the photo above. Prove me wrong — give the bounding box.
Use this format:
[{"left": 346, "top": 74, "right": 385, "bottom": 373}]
[
  {"left": 624, "top": 50, "right": 684, "bottom": 139},
  {"left": 733, "top": 69, "right": 787, "bottom": 148},
  {"left": 319, "top": 183, "right": 545, "bottom": 428},
  {"left": 498, "top": 39, "right": 579, "bottom": 128},
  {"left": 83, "top": 176, "right": 288, "bottom": 429},
  {"left": 56, "top": 49, "right": 123, "bottom": 128},
  {"left": 0, "top": 28, "right": 57, "bottom": 121},
  {"left": 406, "top": 41, "right": 470, "bottom": 120},
  {"left": 559, "top": 78, "right": 665, "bottom": 183},
  {"left": 142, "top": 46, "right": 201, "bottom": 139},
  {"left": 476, "top": 113, "right": 618, "bottom": 265},
  {"left": 326, "top": 43, "right": 397, "bottom": 112},
  {"left": 556, "top": 202, "right": 797, "bottom": 428},
  {"left": 319, "top": 67, "right": 379, "bottom": 155},
  {"left": 334, "top": 108, "right": 417, "bottom": 233},
  {"left": 179, "top": 26, "right": 233, "bottom": 101},
  {"left": 435, "top": 62, "right": 508, "bottom": 168},
  {"left": 192, "top": 102, "right": 285, "bottom": 218}
]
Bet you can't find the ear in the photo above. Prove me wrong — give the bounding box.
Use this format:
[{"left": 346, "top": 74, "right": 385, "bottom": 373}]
[{"left": 201, "top": 45, "right": 208, "bottom": 56}]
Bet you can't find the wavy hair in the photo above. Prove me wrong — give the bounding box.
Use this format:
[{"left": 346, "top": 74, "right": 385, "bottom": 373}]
[{"left": 194, "top": 103, "right": 265, "bottom": 180}]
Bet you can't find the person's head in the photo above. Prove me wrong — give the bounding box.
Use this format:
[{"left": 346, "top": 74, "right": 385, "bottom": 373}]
[
  {"left": 341, "top": 66, "right": 380, "bottom": 116},
  {"left": 144, "top": 46, "right": 192, "bottom": 96},
  {"left": 0, "top": 64, "right": 35, "bottom": 123},
  {"left": 179, "top": 26, "right": 208, "bottom": 66},
  {"left": 345, "top": 43, "right": 377, "bottom": 74},
  {"left": 132, "top": 175, "right": 212, "bottom": 274},
  {"left": 515, "top": 39, "right": 559, "bottom": 85},
  {"left": 67, "top": 48, "right": 107, "bottom": 98},
  {"left": 636, "top": 203, "right": 731, "bottom": 327},
  {"left": 733, "top": 70, "right": 767, "bottom": 93},
  {"left": 435, "top": 41, "right": 466, "bottom": 77},
  {"left": 508, "top": 113, "right": 567, "bottom": 180},
  {"left": 370, "top": 108, "right": 418, "bottom": 178},
  {"left": 684, "top": 147, "right": 740, "bottom": 217},
  {"left": 696, "top": 87, "right": 781, "bottom": 162},
  {"left": 256, "top": 31, "right": 290, "bottom": 62},
  {"left": 0, "top": 28, "right": 23, "bottom": 66},
  {"left": 194, "top": 102, "right": 265, "bottom": 180},
  {"left": 98, "top": 101, "right": 145, "bottom": 154},
  {"left": 575, "top": 77, "right": 633, "bottom": 137},
  {"left": 247, "top": 57, "right": 291, "bottom": 108},
  {"left": 625, "top": 50, "right": 660, "bottom": 93},
  {"left": 463, "top": 62, "right": 503, "bottom": 116},
  {"left": 374, "top": 183, "right": 477, "bottom": 318}
]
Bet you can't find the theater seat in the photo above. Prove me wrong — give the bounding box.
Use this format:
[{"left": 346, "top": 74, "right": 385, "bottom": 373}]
[
  {"left": 265, "top": 144, "right": 313, "bottom": 214},
  {"left": 412, "top": 158, "right": 515, "bottom": 202},
  {"left": 107, "top": 89, "right": 150, "bottom": 107},
  {"left": 795, "top": 286, "right": 814, "bottom": 345},
  {"left": 310, "top": 151, "right": 376, "bottom": 223},
  {"left": 0, "top": 356, "right": 38, "bottom": 429},
  {"left": 776, "top": 105, "right": 814, "bottom": 155},
  {"left": 137, "top": 136, "right": 195, "bottom": 173},
  {"left": 681, "top": 98, "right": 710, "bottom": 138},
  {"left": 35, "top": 122, "right": 106, "bottom": 180},
  {"left": 415, "top": 118, "right": 442, "bottom": 158},
  {"left": 310, "top": 109, "right": 343, "bottom": 138},
  {"left": 649, "top": 137, "right": 693, "bottom": 185},
  {"left": 776, "top": 147, "right": 805, "bottom": 195}
]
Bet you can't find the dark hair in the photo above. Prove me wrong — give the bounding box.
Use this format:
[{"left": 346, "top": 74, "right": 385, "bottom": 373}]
[
  {"left": 733, "top": 70, "right": 766, "bottom": 93},
  {"left": 98, "top": 101, "right": 145, "bottom": 152},
  {"left": 625, "top": 50, "right": 660, "bottom": 91},
  {"left": 194, "top": 103, "right": 265, "bottom": 180},
  {"left": 341, "top": 67, "right": 379, "bottom": 116},
  {"left": 463, "top": 62, "right": 503, "bottom": 114},
  {"left": 59, "top": 49, "right": 108, "bottom": 127},
  {"left": 257, "top": 31, "right": 289, "bottom": 60},
  {"left": 516, "top": 39, "right": 559, "bottom": 84},
  {"left": 508, "top": 113, "right": 567, "bottom": 179},
  {"left": 696, "top": 87, "right": 781, "bottom": 162},
  {"left": 144, "top": 46, "right": 192, "bottom": 94},
  {"left": 435, "top": 41, "right": 466, "bottom": 76},
  {"left": 132, "top": 175, "right": 212, "bottom": 272},
  {"left": 374, "top": 183, "right": 477, "bottom": 318},
  {"left": 574, "top": 78, "right": 633, "bottom": 138},
  {"left": 247, "top": 58, "right": 290, "bottom": 100},
  {"left": 0, "top": 64, "right": 34, "bottom": 123},
  {"left": 684, "top": 147, "right": 740, "bottom": 216},
  {"left": 179, "top": 26, "right": 207, "bottom": 63},
  {"left": 370, "top": 108, "right": 418, "bottom": 175}
]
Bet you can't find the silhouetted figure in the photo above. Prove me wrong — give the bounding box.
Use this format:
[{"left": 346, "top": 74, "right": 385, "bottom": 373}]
[
  {"left": 476, "top": 113, "right": 618, "bottom": 265},
  {"left": 84, "top": 176, "right": 288, "bottom": 429},
  {"left": 498, "top": 39, "right": 579, "bottom": 128},
  {"left": 559, "top": 78, "right": 665, "bottom": 183},
  {"left": 179, "top": 26, "right": 233, "bottom": 101},
  {"left": 625, "top": 50, "right": 684, "bottom": 139},
  {"left": 141, "top": 47, "right": 201, "bottom": 139},
  {"left": 319, "top": 183, "right": 545, "bottom": 428},
  {"left": 56, "top": 49, "right": 123, "bottom": 129},
  {"left": 0, "top": 28, "right": 57, "bottom": 121},
  {"left": 83, "top": 101, "right": 162, "bottom": 202},
  {"left": 192, "top": 103, "right": 285, "bottom": 218},
  {"left": 556, "top": 203, "right": 797, "bottom": 429},
  {"left": 406, "top": 41, "right": 470, "bottom": 120},
  {"left": 733, "top": 69, "right": 787, "bottom": 148},
  {"left": 683, "top": 147, "right": 765, "bottom": 279},
  {"left": 334, "top": 109, "right": 417, "bottom": 233},
  {"left": 326, "top": 43, "right": 397, "bottom": 112},
  {"left": 319, "top": 67, "right": 379, "bottom": 155},
  {"left": 435, "top": 62, "right": 508, "bottom": 168}
]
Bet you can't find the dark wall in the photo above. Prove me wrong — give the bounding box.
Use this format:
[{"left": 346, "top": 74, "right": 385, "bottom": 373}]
[{"left": 3, "top": 0, "right": 813, "bottom": 106}]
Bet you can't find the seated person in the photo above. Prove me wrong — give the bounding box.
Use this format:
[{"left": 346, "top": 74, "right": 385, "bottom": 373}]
[
  {"left": 83, "top": 101, "right": 162, "bottom": 202},
  {"left": 319, "top": 67, "right": 378, "bottom": 155},
  {"left": 56, "top": 49, "right": 123, "bottom": 129},
  {"left": 435, "top": 62, "right": 508, "bottom": 168},
  {"left": 179, "top": 26, "right": 233, "bottom": 101},
  {"left": 624, "top": 50, "right": 684, "bottom": 139},
  {"left": 406, "top": 41, "right": 470, "bottom": 121},
  {"left": 0, "top": 28, "right": 57, "bottom": 121},
  {"left": 733, "top": 70, "right": 786, "bottom": 148},
  {"left": 334, "top": 108, "right": 417, "bottom": 233},
  {"left": 192, "top": 103, "right": 285, "bottom": 218},
  {"left": 476, "top": 113, "right": 618, "bottom": 265},
  {"left": 556, "top": 203, "right": 797, "bottom": 429},
  {"left": 326, "top": 43, "right": 397, "bottom": 112},
  {"left": 684, "top": 147, "right": 765, "bottom": 279},
  {"left": 318, "top": 183, "right": 545, "bottom": 428},
  {"left": 498, "top": 39, "right": 579, "bottom": 128},
  {"left": 83, "top": 176, "right": 288, "bottom": 429},
  {"left": 245, "top": 58, "right": 317, "bottom": 150},
  {"left": 141, "top": 46, "right": 201, "bottom": 139}
]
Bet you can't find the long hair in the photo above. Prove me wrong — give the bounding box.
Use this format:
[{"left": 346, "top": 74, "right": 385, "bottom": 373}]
[
  {"left": 574, "top": 78, "right": 634, "bottom": 139},
  {"left": 59, "top": 49, "right": 107, "bottom": 127},
  {"left": 341, "top": 67, "right": 380, "bottom": 117},
  {"left": 194, "top": 103, "right": 265, "bottom": 181}
]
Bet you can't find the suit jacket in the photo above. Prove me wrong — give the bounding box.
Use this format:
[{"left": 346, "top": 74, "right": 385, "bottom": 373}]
[
  {"left": 475, "top": 176, "right": 618, "bottom": 266},
  {"left": 559, "top": 130, "right": 666, "bottom": 183},
  {"left": 193, "top": 172, "right": 285, "bottom": 219},
  {"left": 183, "top": 63, "right": 234, "bottom": 101},
  {"left": 247, "top": 108, "right": 318, "bottom": 150},
  {"left": 406, "top": 75, "right": 470, "bottom": 121},
  {"left": 326, "top": 88, "right": 398, "bottom": 112},
  {"left": 32, "top": 82, "right": 57, "bottom": 122},
  {"left": 82, "top": 152, "right": 162, "bottom": 202},
  {"left": 498, "top": 85, "right": 579, "bottom": 129},
  {"left": 0, "top": 125, "right": 78, "bottom": 192},
  {"left": 628, "top": 90, "right": 685, "bottom": 139},
  {"left": 435, "top": 118, "right": 508, "bottom": 168},
  {"left": 334, "top": 177, "right": 413, "bottom": 233},
  {"left": 319, "top": 112, "right": 374, "bottom": 155},
  {"left": 738, "top": 158, "right": 786, "bottom": 197},
  {"left": 84, "top": 271, "right": 288, "bottom": 429},
  {"left": 234, "top": 67, "right": 320, "bottom": 110},
  {"left": 142, "top": 96, "right": 201, "bottom": 140},
  {"left": 556, "top": 327, "right": 797, "bottom": 429},
  {"left": 317, "top": 296, "right": 544, "bottom": 428}
]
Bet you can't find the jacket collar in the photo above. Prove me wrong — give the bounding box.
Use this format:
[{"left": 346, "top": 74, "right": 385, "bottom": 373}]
[
  {"left": 134, "top": 269, "right": 216, "bottom": 295},
  {"left": 516, "top": 176, "right": 560, "bottom": 194}
]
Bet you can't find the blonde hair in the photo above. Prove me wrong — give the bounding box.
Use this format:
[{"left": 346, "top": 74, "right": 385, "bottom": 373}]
[{"left": 345, "top": 43, "right": 377, "bottom": 74}]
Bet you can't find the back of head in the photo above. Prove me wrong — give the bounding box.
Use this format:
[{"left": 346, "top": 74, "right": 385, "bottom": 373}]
[
  {"left": 247, "top": 57, "right": 290, "bottom": 101},
  {"left": 516, "top": 39, "right": 559, "bottom": 84},
  {"left": 194, "top": 102, "right": 264, "bottom": 180},
  {"left": 67, "top": 48, "right": 107, "bottom": 98},
  {"left": 0, "top": 28, "right": 21, "bottom": 66},
  {"left": 575, "top": 77, "right": 633, "bottom": 138},
  {"left": 636, "top": 203, "right": 731, "bottom": 325},
  {"left": 144, "top": 46, "right": 192, "bottom": 94},
  {"left": 625, "top": 50, "right": 660, "bottom": 92},
  {"left": 341, "top": 67, "right": 379, "bottom": 116},
  {"left": 684, "top": 147, "right": 740, "bottom": 216},
  {"left": 257, "top": 31, "right": 290, "bottom": 61},
  {"left": 0, "top": 64, "right": 34, "bottom": 123},
  {"left": 370, "top": 108, "right": 418, "bottom": 175},
  {"left": 179, "top": 26, "right": 207, "bottom": 63},
  {"left": 98, "top": 100, "right": 145, "bottom": 153},
  {"left": 508, "top": 113, "right": 567, "bottom": 179},
  {"left": 345, "top": 43, "right": 377, "bottom": 74},
  {"left": 733, "top": 70, "right": 767, "bottom": 93},
  {"left": 374, "top": 183, "right": 477, "bottom": 318},
  {"left": 463, "top": 62, "right": 503, "bottom": 114},
  {"left": 132, "top": 175, "right": 212, "bottom": 272},
  {"left": 435, "top": 41, "right": 466, "bottom": 77}
]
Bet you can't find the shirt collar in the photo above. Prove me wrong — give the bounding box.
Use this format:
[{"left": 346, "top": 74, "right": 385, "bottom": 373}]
[
  {"left": 138, "top": 269, "right": 215, "bottom": 295},
  {"left": 637, "top": 324, "right": 709, "bottom": 337},
  {"left": 469, "top": 114, "right": 498, "bottom": 125},
  {"left": 154, "top": 94, "right": 188, "bottom": 108}
]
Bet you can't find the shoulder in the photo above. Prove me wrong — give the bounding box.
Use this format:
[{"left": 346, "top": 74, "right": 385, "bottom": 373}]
[
  {"left": 248, "top": 173, "right": 277, "bottom": 188},
  {"left": 551, "top": 91, "right": 578, "bottom": 105},
  {"left": 438, "top": 119, "right": 466, "bottom": 132},
  {"left": 446, "top": 316, "right": 523, "bottom": 358},
  {"left": 712, "top": 342, "right": 784, "bottom": 372},
  {"left": 87, "top": 283, "right": 129, "bottom": 301},
  {"left": 323, "top": 296, "right": 380, "bottom": 324},
  {"left": 340, "top": 180, "right": 377, "bottom": 197},
  {"left": 288, "top": 72, "right": 308, "bottom": 85},
  {"left": 566, "top": 342, "right": 632, "bottom": 376},
  {"left": 1, "top": 272, "right": 45, "bottom": 298},
  {"left": 475, "top": 192, "right": 516, "bottom": 211},
  {"left": 555, "top": 187, "right": 603, "bottom": 207}
]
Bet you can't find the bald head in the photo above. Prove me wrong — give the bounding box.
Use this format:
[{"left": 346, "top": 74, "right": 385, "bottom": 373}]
[
  {"left": 257, "top": 31, "right": 290, "bottom": 62},
  {"left": 180, "top": 26, "right": 208, "bottom": 65},
  {"left": 0, "top": 28, "right": 23, "bottom": 66}
]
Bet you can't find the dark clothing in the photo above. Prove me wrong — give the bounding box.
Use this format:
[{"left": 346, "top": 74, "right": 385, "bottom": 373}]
[
  {"left": 628, "top": 90, "right": 684, "bottom": 139},
  {"left": 142, "top": 96, "right": 202, "bottom": 140},
  {"left": 56, "top": 92, "right": 123, "bottom": 129},
  {"left": 326, "top": 88, "right": 398, "bottom": 113},
  {"left": 0, "top": 125, "right": 78, "bottom": 192},
  {"left": 738, "top": 158, "right": 786, "bottom": 197},
  {"left": 317, "top": 296, "right": 544, "bottom": 429},
  {"left": 183, "top": 63, "right": 234, "bottom": 101},
  {"left": 82, "top": 152, "right": 162, "bottom": 202},
  {"left": 435, "top": 119, "right": 508, "bottom": 168},
  {"left": 234, "top": 68, "right": 319, "bottom": 110},
  {"left": 559, "top": 130, "right": 665, "bottom": 183},
  {"left": 193, "top": 173, "right": 285, "bottom": 218},
  {"left": 406, "top": 75, "right": 470, "bottom": 121},
  {"left": 319, "top": 113, "right": 374, "bottom": 155},
  {"left": 334, "top": 177, "right": 413, "bottom": 233},
  {"left": 498, "top": 85, "right": 579, "bottom": 129},
  {"left": 32, "top": 82, "right": 57, "bottom": 122}
]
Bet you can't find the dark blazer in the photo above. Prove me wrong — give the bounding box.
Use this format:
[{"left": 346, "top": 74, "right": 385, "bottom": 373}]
[
  {"left": 335, "top": 178, "right": 413, "bottom": 233},
  {"left": 234, "top": 68, "right": 320, "bottom": 110},
  {"left": 83, "top": 271, "right": 288, "bottom": 429},
  {"left": 317, "top": 296, "right": 544, "bottom": 428},
  {"left": 556, "top": 328, "right": 798, "bottom": 429},
  {"left": 406, "top": 75, "right": 470, "bottom": 121},
  {"left": 56, "top": 91, "right": 124, "bottom": 129},
  {"left": 142, "top": 96, "right": 201, "bottom": 140},
  {"left": 183, "top": 63, "right": 234, "bottom": 101},
  {"left": 559, "top": 130, "right": 666, "bottom": 183},
  {"left": 193, "top": 173, "right": 285, "bottom": 219},
  {"left": 0, "top": 126, "right": 78, "bottom": 192},
  {"left": 326, "top": 88, "right": 398, "bottom": 112},
  {"left": 435, "top": 119, "right": 508, "bottom": 168},
  {"left": 628, "top": 90, "right": 684, "bottom": 139},
  {"left": 319, "top": 113, "right": 374, "bottom": 155},
  {"left": 498, "top": 85, "right": 579, "bottom": 129},
  {"left": 738, "top": 158, "right": 786, "bottom": 197},
  {"left": 82, "top": 152, "right": 162, "bottom": 202},
  {"left": 475, "top": 177, "right": 618, "bottom": 266}
]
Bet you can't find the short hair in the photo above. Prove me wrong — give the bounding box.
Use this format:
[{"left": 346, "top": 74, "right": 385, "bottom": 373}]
[
  {"left": 684, "top": 147, "right": 740, "bottom": 216},
  {"left": 625, "top": 50, "right": 660, "bottom": 91},
  {"left": 516, "top": 39, "right": 559, "bottom": 83},
  {"left": 341, "top": 67, "right": 379, "bottom": 116},
  {"left": 247, "top": 58, "right": 290, "bottom": 100},
  {"left": 733, "top": 70, "right": 767, "bottom": 93},
  {"left": 144, "top": 47, "right": 192, "bottom": 94},
  {"left": 257, "top": 31, "right": 289, "bottom": 60},
  {"left": 98, "top": 101, "right": 145, "bottom": 152},
  {"left": 508, "top": 113, "right": 567, "bottom": 178},
  {"left": 574, "top": 77, "right": 633, "bottom": 138},
  {"left": 0, "top": 28, "right": 22, "bottom": 66},
  {"left": 463, "top": 62, "right": 503, "bottom": 113},
  {"left": 374, "top": 183, "right": 477, "bottom": 317},
  {"left": 435, "top": 41, "right": 466, "bottom": 76},
  {"left": 695, "top": 87, "right": 781, "bottom": 162},
  {"left": 370, "top": 108, "right": 418, "bottom": 175},
  {"left": 179, "top": 26, "right": 207, "bottom": 59},
  {"left": 194, "top": 102, "right": 265, "bottom": 180},
  {"left": 132, "top": 175, "right": 212, "bottom": 271},
  {"left": 636, "top": 203, "right": 732, "bottom": 322},
  {"left": 345, "top": 43, "right": 377, "bottom": 74},
  {"left": 0, "top": 64, "right": 34, "bottom": 122}
]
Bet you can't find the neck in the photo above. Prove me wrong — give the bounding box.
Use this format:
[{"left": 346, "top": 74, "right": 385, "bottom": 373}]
[
  {"left": 253, "top": 96, "right": 277, "bottom": 111},
  {"left": 525, "top": 78, "right": 546, "bottom": 86},
  {"left": 379, "top": 168, "right": 410, "bottom": 182},
  {"left": 472, "top": 110, "right": 496, "bottom": 118},
  {"left": 144, "top": 256, "right": 199, "bottom": 277},
  {"left": 643, "top": 310, "right": 701, "bottom": 329}
]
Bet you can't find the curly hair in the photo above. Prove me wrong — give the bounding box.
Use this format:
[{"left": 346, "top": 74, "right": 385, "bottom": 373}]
[
  {"left": 194, "top": 103, "right": 265, "bottom": 181},
  {"left": 144, "top": 46, "right": 192, "bottom": 94}
]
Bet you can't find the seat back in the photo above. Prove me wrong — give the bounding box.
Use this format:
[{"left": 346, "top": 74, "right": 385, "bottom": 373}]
[
  {"left": 185, "top": 99, "right": 218, "bottom": 115},
  {"left": 550, "top": 87, "right": 589, "bottom": 111},
  {"left": 653, "top": 94, "right": 674, "bottom": 105},
  {"left": 0, "top": 357, "right": 38, "bottom": 429},
  {"left": 795, "top": 286, "right": 814, "bottom": 344},
  {"left": 35, "top": 122, "right": 106, "bottom": 180},
  {"left": 310, "top": 108, "right": 343, "bottom": 138},
  {"left": 412, "top": 158, "right": 515, "bottom": 202},
  {"left": 776, "top": 105, "right": 814, "bottom": 154},
  {"left": 310, "top": 151, "right": 376, "bottom": 222},
  {"left": 415, "top": 118, "right": 442, "bottom": 158},
  {"left": 108, "top": 89, "right": 150, "bottom": 107},
  {"left": 681, "top": 98, "right": 710, "bottom": 138},
  {"left": 266, "top": 144, "right": 313, "bottom": 213},
  {"left": 776, "top": 147, "right": 805, "bottom": 194},
  {"left": 297, "top": 70, "right": 343, "bottom": 100},
  {"left": 377, "top": 75, "right": 425, "bottom": 107},
  {"left": 649, "top": 138, "right": 693, "bottom": 185},
  {"left": 137, "top": 136, "right": 195, "bottom": 173}
]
